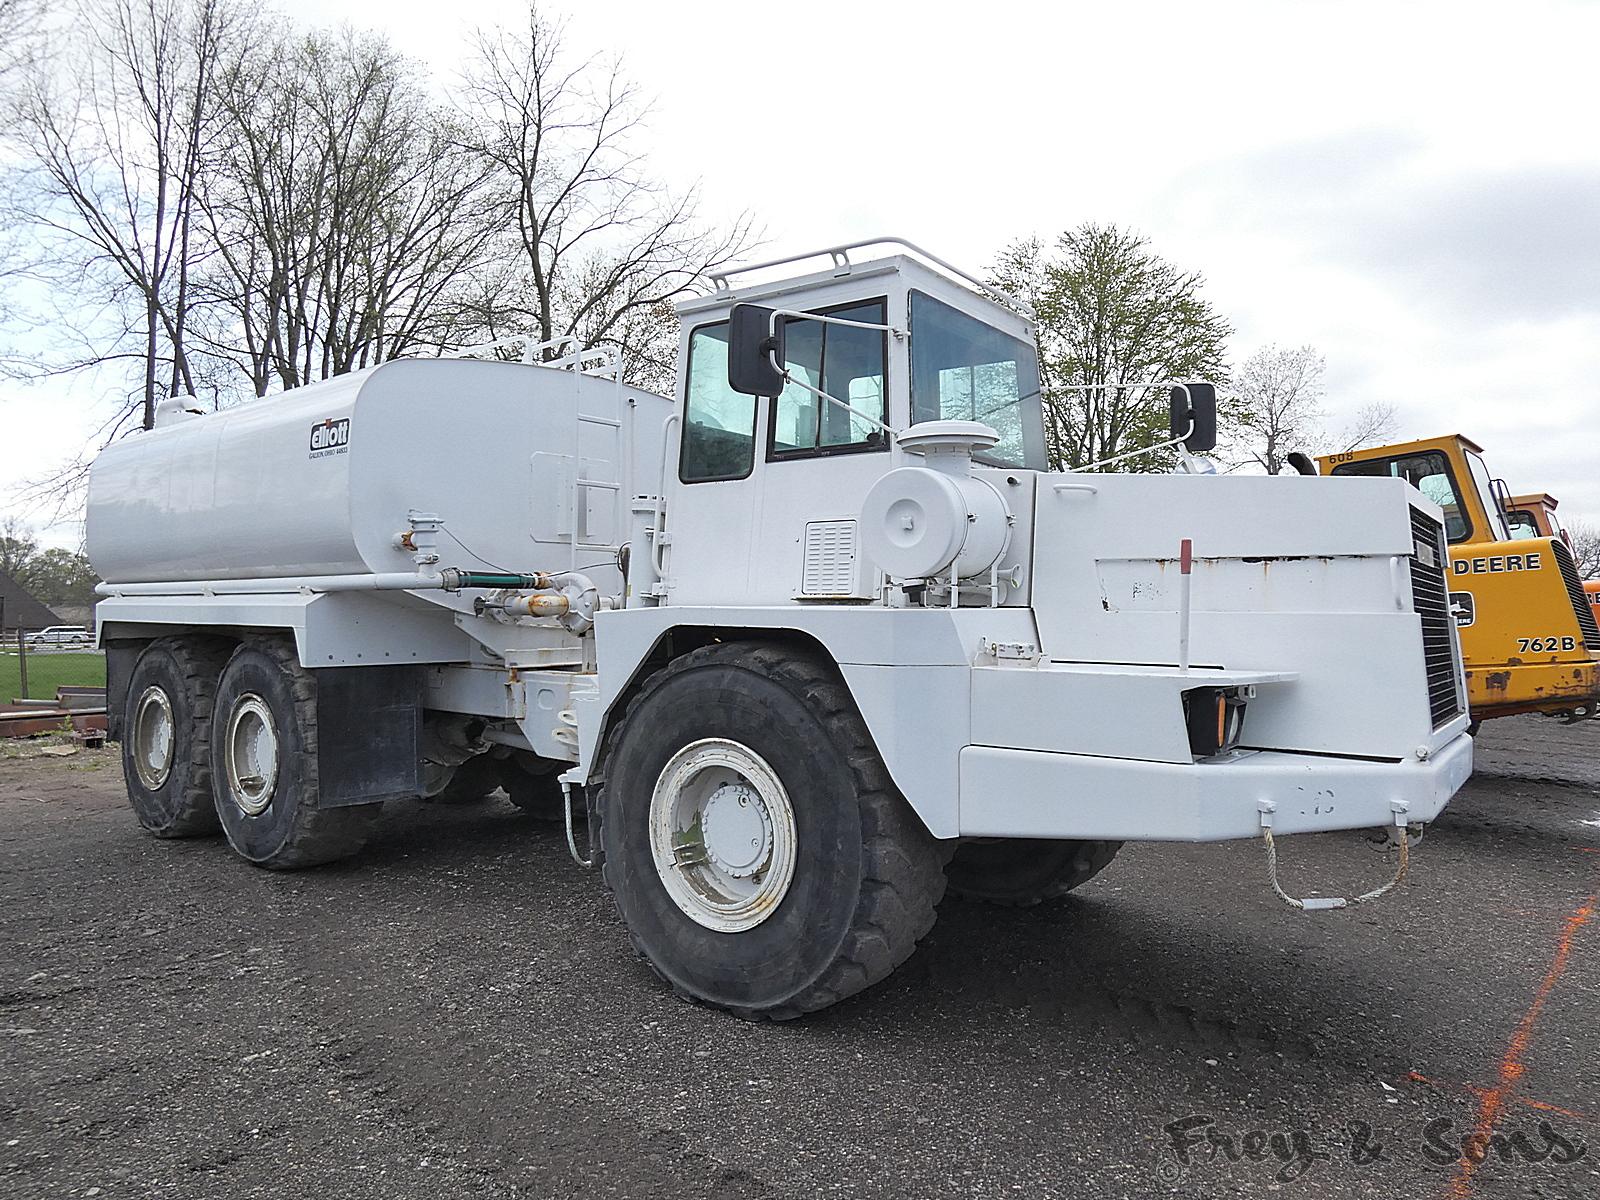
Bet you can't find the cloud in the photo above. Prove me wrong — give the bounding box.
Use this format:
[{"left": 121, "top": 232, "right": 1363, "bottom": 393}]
[
  {"left": 1176, "top": 136, "right": 1600, "bottom": 326},
  {"left": 1339, "top": 165, "right": 1600, "bottom": 323}
]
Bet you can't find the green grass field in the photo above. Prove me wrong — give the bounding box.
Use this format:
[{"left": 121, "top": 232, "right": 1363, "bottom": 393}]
[{"left": 0, "top": 650, "right": 106, "bottom": 703}]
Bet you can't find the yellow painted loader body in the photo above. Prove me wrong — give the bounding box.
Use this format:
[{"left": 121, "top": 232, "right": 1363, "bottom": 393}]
[
  {"left": 1507, "top": 492, "right": 1600, "bottom": 622},
  {"left": 1318, "top": 436, "right": 1600, "bottom": 724}
]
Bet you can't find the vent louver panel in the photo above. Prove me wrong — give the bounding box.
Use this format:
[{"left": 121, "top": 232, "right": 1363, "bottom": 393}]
[
  {"left": 1552, "top": 539, "right": 1600, "bottom": 649},
  {"left": 802, "top": 520, "right": 859, "bottom": 597},
  {"left": 1409, "top": 508, "right": 1464, "bottom": 728}
]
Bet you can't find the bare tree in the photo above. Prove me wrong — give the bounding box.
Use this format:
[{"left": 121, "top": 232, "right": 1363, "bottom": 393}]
[
  {"left": 1567, "top": 518, "right": 1600, "bottom": 580},
  {"left": 1222, "top": 345, "right": 1398, "bottom": 473},
  {"left": 990, "top": 226, "right": 1231, "bottom": 470},
  {"left": 9, "top": 0, "right": 233, "bottom": 429},
  {"left": 197, "top": 26, "right": 498, "bottom": 395},
  {"left": 456, "top": 4, "right": 754, "bottom": 386},
  {"left": 1224, "top": 344, "right": 1325, "bottom": 475},
  {"left": 1327, "top": 401, "right": 1399, "bottom": 455}
]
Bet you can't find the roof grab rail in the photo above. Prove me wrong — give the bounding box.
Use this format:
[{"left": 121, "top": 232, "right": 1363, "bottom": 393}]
[{"left": 707, "top": 236, "right": 1033, "bottom": 319}]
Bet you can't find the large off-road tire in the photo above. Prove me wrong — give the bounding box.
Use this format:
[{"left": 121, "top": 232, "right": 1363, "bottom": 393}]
[
  {"left": 945, "top": 838, "right": 1122, "bottom": 907},
  {"left": 501, "top": 757, "right": 568, "bottom": 822},
  {"left": 432, "top": 754, "right": 504, "bottom": 805},
  {"left": 210, "top": 640, "right": 378, "bottom": 869},
  {"left": 121, "top": 636, "right": 232, "bottom": 838},
  {"left": 596, "top": 641, "right": 948, "bottom": 1020}
]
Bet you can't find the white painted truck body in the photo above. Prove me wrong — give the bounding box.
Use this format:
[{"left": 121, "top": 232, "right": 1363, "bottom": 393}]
[{"left": 90, "top": 249, "right": 1471, "bottom": 854}]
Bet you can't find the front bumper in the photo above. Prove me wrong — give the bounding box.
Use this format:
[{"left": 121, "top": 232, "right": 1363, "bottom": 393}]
[{"left": 957, "top": 731, "right": 1473, "bottom": 842}]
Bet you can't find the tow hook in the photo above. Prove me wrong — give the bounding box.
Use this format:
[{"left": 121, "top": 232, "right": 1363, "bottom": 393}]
[{"left": 1258, "top": 799, "right": 1412, "bottom": 911}]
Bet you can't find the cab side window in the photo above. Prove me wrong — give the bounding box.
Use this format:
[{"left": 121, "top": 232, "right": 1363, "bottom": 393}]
[
  {"left": 1505, "top": 509, "right": 1538, "bottom": 540},
  {"left": 1332, "top": 451, "right": 1470, "bottom": 542},
  {"left": 768, "top": 300, "right": 887, "bottom": 459},
  {"left": 680, "top": 322, "right": 756, "bottom": 483}
]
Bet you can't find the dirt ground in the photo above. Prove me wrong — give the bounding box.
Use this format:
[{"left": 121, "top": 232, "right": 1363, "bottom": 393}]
[{"left": 2, "top": 716, "right": 1598, "bottom": 1200}]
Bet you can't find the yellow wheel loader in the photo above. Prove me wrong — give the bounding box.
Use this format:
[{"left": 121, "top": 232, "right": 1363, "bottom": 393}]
[
  {"left": 1505, "top": 492, "right": 1600, "bottom": 621},
  {"left": 1317, "top": 436, "right": 1600, "bottom": 726}
]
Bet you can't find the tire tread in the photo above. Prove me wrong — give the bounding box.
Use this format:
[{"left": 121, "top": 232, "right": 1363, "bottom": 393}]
[{"left": 596, "top": 640, "right": 948, "bottom": 1019}]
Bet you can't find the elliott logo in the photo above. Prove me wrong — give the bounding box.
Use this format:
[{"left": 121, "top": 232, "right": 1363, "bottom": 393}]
[{"left": 309, "top": 417, "right": 350, "bottom": 458}]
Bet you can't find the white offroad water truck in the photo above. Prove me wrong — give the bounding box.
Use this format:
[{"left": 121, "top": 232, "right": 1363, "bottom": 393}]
[{"left": 88, "top": 239, "right": 1474, "bottom": 1019}]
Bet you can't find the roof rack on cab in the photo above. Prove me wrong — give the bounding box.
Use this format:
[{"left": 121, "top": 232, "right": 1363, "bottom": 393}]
[{"left": 707, "top": 236, "right": 1032, "bottom": 319}]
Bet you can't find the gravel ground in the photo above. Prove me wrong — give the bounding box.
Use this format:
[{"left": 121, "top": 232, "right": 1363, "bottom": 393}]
[{"left": 2, "top": 716, "right": 1598, "bottom": 1200}]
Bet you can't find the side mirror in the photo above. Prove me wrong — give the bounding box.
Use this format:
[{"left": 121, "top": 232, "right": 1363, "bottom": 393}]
[
  {"left": 1286, "top": 451, "right": 1319, "bottom": 476},
  {"left": 727, "top": 304, "right": 787, "bottom": 397},
  {"left": 1169, "top": 382, "right": 1217, "bottom": 453}
]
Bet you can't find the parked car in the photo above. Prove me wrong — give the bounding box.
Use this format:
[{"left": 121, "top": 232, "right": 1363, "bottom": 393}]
[{"left": 24, "top": 626, "right": 92, "bottom": 647}]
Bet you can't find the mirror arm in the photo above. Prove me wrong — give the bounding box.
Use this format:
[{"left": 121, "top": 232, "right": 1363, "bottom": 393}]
[
  {"left": 1072, "top": 421, "right": 1193, "bottom": 472},
  {"left": 767, "top": 363, "right": 898, "bottom": 439},
  {"left": 767, "top": 309, "right": 905, "bottom": 340}
]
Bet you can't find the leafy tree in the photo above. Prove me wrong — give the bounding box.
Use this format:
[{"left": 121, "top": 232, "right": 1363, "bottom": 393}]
[
  {"left": 23, "top": 547, "right": 98, "bottom": 606},
  {"left": 0, "top": 518, "right": 97, "bottom": 604},
  {"left": 990, "top": 225, "right": 1231, "bottom": 470}
]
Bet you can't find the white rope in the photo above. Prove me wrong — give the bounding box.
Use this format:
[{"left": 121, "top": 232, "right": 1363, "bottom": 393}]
[{"left": 1261, "top": 825, "right": 1410, "bottom": 911}]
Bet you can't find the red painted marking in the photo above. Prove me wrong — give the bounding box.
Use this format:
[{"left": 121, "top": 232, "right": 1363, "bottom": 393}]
[
  {"left": 1447, "top": 897, "right": 1596, "bottom": 1198},
  {"left": 1180, "top": 538, "right": 1193, "bottom": 574}
]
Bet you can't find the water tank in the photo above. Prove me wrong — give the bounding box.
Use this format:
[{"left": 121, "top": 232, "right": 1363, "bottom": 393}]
[{"left": 87, "top": 359, "right": 671, "bottom": 590}]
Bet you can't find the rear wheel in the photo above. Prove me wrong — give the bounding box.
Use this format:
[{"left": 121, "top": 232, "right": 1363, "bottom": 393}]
[
  {"left": 432, "top": 754, "right": 504, "bottom": 805},
  {"left": 597, "top": 642, "right": 948, "bottom": 1019},
  {"left": 945, "top": 838, "right": 1122, "bottom": 907},
  {"left": 121, "top": 637, "right": 231, "bottom": 838},
  {"left": 501, "top": 758, "right": 568, "bottom": 821},
  {"left": 210, "top": 640, "right": 378, "bottom": 869}
]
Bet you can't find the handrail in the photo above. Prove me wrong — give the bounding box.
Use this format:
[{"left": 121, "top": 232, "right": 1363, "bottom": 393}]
[{"left": 707, "top": 236, "right": 1032, "bottom": 318}]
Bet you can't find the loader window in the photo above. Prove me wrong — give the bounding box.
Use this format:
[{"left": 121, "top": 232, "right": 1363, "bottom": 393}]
[
  {"left": 1505, "top": 509, "right": 1539, "bottom": 540},
  {"left": 1330, "top": 451, "right": 1470, "bottom": 542},
  {"left": 767, "top": 299, "right": 888, "bottom": 459},
  {"left": 681, "top": 322, "right": 757, "bottom": 483},
  {"left": 909, "top": 290, "right": 1045, "bottom": 469}
]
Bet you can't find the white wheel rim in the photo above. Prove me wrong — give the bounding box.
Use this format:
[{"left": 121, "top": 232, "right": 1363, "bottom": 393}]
[
  {"left": 224, "top": 694, "right": 279, "bottom": 817},
  {"left": 649, "top": 738, "right": 797, "bottom": 933},
  {"left": 131, "top": 685, "right": 176, "bottom": 790}
]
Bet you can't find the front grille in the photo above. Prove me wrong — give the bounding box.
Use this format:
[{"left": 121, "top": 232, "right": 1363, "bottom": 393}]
[
  {"left": 1409, "top": 508, "right": 1464, "bottom": 727},
  {"left": 1553, "top": 539, "right": 1600, "bottom": 650}
]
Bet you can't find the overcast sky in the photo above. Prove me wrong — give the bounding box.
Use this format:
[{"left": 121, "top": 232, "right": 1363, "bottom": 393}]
[{"left": 5, "top": 0, "right": 1598, "bottom": 545}]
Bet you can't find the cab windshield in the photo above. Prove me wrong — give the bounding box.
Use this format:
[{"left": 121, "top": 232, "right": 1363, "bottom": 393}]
[{"left": 909, "top": 290, "right": 1046, "bottom": 469}]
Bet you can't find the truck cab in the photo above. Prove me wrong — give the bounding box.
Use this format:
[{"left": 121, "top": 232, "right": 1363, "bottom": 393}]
[{"left": 1318, "top": 437, "right": 1600, "bottom": 724}]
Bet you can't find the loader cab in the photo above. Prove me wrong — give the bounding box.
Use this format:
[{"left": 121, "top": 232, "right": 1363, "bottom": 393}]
[
  {"left": 1505, "top": 493, "right": 1567, "bottom": 544},
  {"left": 663, "top": 249, "right": 1043, "bottom": 607},
  {"left": 1318, "top": 435, "right": 1510, "bottom": 544},
  {"left": 1319, "top": 436, "right": 1600, "bottom": 724}
]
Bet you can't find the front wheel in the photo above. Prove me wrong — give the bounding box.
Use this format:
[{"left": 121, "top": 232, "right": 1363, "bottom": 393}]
[
  {"left": 210, "top": 640, "right": 379, "bottom": 869},
  {"left": 944, "top": 838, "right": 1122, "bottom": 907},
  {"left": 597, "top": 642, "right": 949, "bottom": 1020}
]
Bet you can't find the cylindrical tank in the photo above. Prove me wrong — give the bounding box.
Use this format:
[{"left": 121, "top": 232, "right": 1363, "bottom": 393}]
[{"left": 87, "top": 359, "right": 672, "bottom": 593}]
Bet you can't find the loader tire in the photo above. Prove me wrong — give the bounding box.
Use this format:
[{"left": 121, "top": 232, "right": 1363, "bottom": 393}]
[
  {"left": 944, "top": 838, "right": 1122, "bottom": 907},
  {"left": 210, "top": 639, "right": 378, "bottom": 869},
  {"left": 122, "top": 636, "right": 232, "bottom": 838},
  {"left": 596, "top": 641, "right": 949, "bottom": 1020}
]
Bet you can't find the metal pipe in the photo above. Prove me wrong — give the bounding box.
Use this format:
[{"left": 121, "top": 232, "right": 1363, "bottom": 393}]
[{"left": 96, "top": 568, "right": 557, "bottom": 598}]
